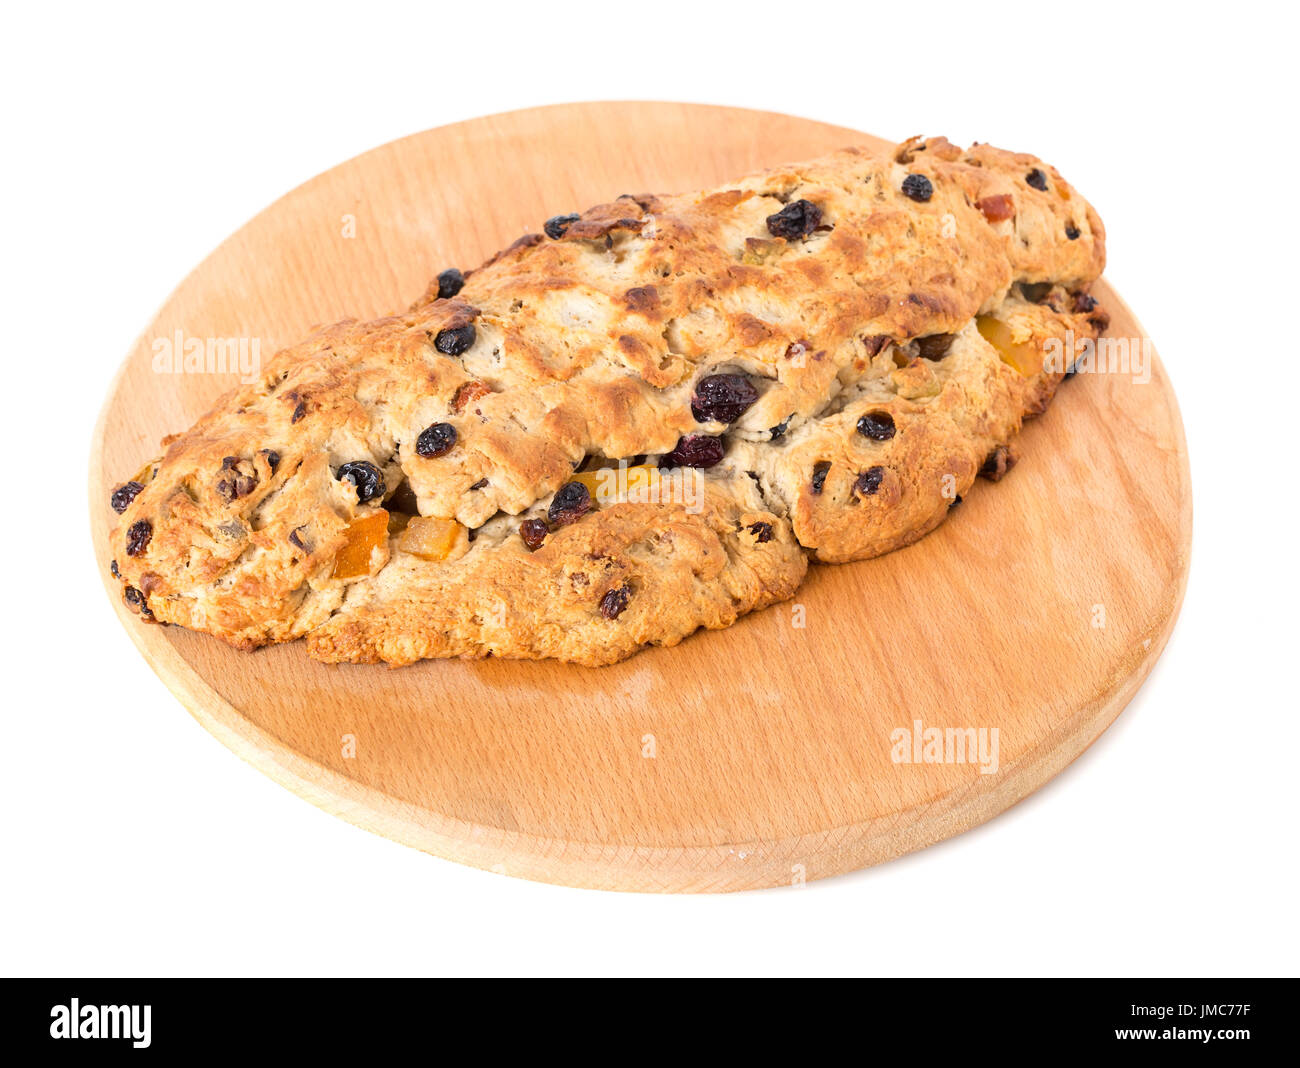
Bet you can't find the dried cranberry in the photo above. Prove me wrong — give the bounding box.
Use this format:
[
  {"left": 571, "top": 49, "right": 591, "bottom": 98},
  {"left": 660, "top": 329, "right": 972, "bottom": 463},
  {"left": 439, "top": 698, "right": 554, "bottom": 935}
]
[
  {"left": 856, "top": 411, "right": 896, "bottom": 441},
  {"left": 855, "top": 467, "right": 885, "bottom": 497},
  {"left": 1065, "top": 223, "right": 1081, "bottom": 240},
  {"left": 453, "top": 380, "right": 491, "bottom": 412},
  {"left": 659, "top": 435, "right": 724, "bottom": 469},
  {"left": 1026, "top": 169, "right": 1048, "bottom": 191},
  {"left": 337, "top": 461, "right": 385, "bottom": 503},
  {"left": 901, "top": 174, "right": 933, "bottom": 202},
  {"left": 434, "top": 322, "right": 476, "bottom": 356},
  {"left": 416, "top": 422, "right": 458, "bottom": 458},
  {"left": 691, "top": 374, "right": 758, "bottom": 424},
  {"left": 544, "top": 213, "right": 580, "bottom": 239},
  {"left": 110, "top": 480, "right": 144, "bottom": 514},
  {"left": 520, "top": 518, "right": 549, "bottom": 550},
  {"left": 436, "top": 268, "right": 465, "bottom": 299},
  {"left": 548, "top": 482, "right": 592, "bottom": 526},
  {"left": 125, "top": 519, "right": 152, "bottom": 557},
  {"left": 977, "top": 194, "right": 1016, "bottom": 222},
  {"left": 599, "top": 585, "right": 631, "bottom": 620},
  {"left": 811, "top": 462, "right": 830, "bottom": 494},
  {"left": 916, "top": 333, "right": 955, "bottom": 360},
  {"left": 748, "top": 522, "right": 773, "bottom": 543},
  {"left": 979, "top": 447, "right": 1016, "bottom": 481},
  {"left": 765, "top": 199, "right": 822, "bottom": 240}
]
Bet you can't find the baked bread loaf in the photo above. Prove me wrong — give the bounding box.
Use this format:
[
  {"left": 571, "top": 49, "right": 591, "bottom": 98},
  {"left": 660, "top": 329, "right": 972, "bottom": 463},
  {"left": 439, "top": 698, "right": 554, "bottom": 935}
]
[{"left": 107, "top": 136, "right": 1108, "bottom": 666}]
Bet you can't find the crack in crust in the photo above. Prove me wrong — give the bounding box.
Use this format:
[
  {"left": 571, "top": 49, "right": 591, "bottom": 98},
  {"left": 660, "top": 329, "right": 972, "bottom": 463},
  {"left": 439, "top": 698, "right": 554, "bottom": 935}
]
[{"left": 108, "top": 136, "right": 1107, "bottom": 666}]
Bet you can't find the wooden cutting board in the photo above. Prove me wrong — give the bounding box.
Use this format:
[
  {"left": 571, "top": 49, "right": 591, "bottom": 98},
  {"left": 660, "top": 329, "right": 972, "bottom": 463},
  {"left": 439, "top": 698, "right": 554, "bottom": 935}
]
[{"left": 88, "top": 102, "right": 1192, "bottom": 892}]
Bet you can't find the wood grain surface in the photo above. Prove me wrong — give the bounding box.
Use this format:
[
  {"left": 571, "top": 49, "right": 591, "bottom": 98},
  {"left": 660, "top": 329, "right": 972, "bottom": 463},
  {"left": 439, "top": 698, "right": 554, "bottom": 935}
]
[{"left": 88, "top": 102, "right": 1192, "bottom": 892}]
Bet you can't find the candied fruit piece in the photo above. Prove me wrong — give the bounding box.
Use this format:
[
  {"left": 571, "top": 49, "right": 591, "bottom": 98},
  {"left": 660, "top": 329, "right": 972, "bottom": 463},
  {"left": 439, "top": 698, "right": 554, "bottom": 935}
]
[
  {"left": 976, "top": 316, "right": 1042, "bottom": 377},
  {"left": 332, "top": 509, "right": 390, "bottom": 579},
  {"left": 571, "top": 464, "right": 662, "bottom": 505},
  {"left": 399, "top": 516, "right": 466, "bottom": 562},
  {"left": 977, "top": 194, "right": 1015, "bottom": 222}
]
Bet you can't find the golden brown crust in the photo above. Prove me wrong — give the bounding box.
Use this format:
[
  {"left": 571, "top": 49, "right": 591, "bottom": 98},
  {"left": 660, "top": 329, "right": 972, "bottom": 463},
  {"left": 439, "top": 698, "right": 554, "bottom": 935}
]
[
  {"left": 108, "top": 137, "right": 1107, "bottom": 665},
  {"left": 307, "top": 474, "right": 806, "bottom": 667}
]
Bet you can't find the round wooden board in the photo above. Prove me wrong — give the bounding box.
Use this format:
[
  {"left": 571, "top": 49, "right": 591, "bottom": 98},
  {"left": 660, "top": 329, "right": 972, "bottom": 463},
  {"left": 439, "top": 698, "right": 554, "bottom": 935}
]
[{"left": 89, "top": 102, "right": 1191, "bottom": 892}]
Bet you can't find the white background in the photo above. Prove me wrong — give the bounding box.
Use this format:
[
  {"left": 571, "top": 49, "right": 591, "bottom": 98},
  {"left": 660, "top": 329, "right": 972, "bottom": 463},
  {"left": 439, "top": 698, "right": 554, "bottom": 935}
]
[{"left": 4, "top": 2, "right": 1296, "bottom": 978}]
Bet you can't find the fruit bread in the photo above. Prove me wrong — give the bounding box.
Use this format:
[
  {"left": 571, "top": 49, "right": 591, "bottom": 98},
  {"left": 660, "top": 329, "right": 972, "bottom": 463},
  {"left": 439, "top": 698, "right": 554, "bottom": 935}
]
[{"left": 106, "top": 135, "right": 1108, "bottom": 666}]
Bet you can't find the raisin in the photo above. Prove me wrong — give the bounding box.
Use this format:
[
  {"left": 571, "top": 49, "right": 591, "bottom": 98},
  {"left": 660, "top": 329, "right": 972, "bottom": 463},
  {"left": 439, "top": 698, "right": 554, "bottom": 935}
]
[
  {"left": 110, "top": 559, "right": 120, "bottom": 579},
  {"left": 288, "top": 526, "right": 310, "bottom": 551},
  {"left": 216, "top": 456, "right": 258, "bottom": 502},
  {"left": 691, "top": 374, "right": 759, "bottom": 424},
  {"left": 765, "top": 199, "right": 823, "bottom": 240},
  {"left": 811, "top": 461, "right": 830, "bottom": 494},
  {"left": 901, "top": 174, "right": 933, "bottom": 202},
  {"left": 599, "top": 585, "right": 631, "bottom": 620},
  {"left": 770, "top": 417, "right": 791, "bottom": 441},
  {"left": 519, "top": 518, "right": 549, "bottom": 550},
  {"left": 659, "top": 435, "right": 724, "bottom": 469},
  {"left": 1026, "top": 169, "right": 1048, "bottom": 191},
  {"left": 1021, "top": 282, "right": 1054, "bottom": 304},
  {"left": 469, "top": 478, "right": 488, "bottom": 490},
  {"left": 915, "top": 334, "right": 954, "bottom": 360},
  {"left": 548, "top": 482, "right": 592, "bottom": 526},
  {"left": 434, "top": 322, "right": 476, "bottom": 356},
  {"left": 125, "top": 519, "right": 152, "bottom": 557},
  {"left": 624, "top": 286, "right": 659, "bottom": 313},
  {"left": 110, "top": 481, "right": 144, "bottom": 514},
  {"left": 416, "top": 422, "right": 458, "bottom": 458},
  {"left": 261, "top": 449, "right": 280, "bottom": 472},
  {"left": 855, "top": 467, "right": 885, "bottom": 497},
  {"left": 748, "top": 521, "right": 773, "bottom": 543},
  {"left": 856, "top": 410, "right": 896, "bottom": 441},
  {"left": 122, "top": 585, "right": 150, "bottom": 616},
  {"left": 1065, "top": 223, "right": 1081, "bottom": 240},
  {"left": 1073, "top": 292, "right": 1098, "bottom": 314},
  {"left": 861, "top": 334, "right": 891, "bottom": 358},
  {"left": 337, "top": 461, "right": 385, "bottom": 503},
  {"left": 979, "top": 447, "right": 1016, "bottom": 481},
  {"left": 544, "top": 213, "right": 580, "bottom": 239},
  {"left": 436, "top": 268, "right": 465, "bottom": 299},
  {"left": 291, "top": 401, "right": 307, "bottom": 423}
]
